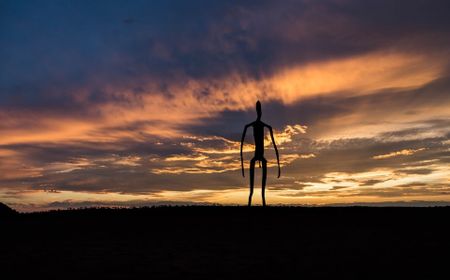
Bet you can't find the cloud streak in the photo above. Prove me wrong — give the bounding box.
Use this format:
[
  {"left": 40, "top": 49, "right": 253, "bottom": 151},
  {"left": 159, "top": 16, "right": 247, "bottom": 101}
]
[{"left": 373, "top": 148, "right": 426, "bottom": 160}]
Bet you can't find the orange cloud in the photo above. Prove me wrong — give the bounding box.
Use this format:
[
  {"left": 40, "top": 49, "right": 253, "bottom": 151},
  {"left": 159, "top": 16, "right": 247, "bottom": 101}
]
[
  {"left": 0, "top": 50, "right": 445, "bottom": 147},
  {"left": 270, "top": 51, "right": 444, "bottom": 103},
  {"left": 373, "top": 148, "right": 426, "bottom": 159}
]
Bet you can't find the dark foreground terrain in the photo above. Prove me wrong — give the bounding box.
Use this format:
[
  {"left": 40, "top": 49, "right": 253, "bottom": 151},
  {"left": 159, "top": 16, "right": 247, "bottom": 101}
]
[{"left": 1, "top": 206, "right": 449, "bottom": 279}]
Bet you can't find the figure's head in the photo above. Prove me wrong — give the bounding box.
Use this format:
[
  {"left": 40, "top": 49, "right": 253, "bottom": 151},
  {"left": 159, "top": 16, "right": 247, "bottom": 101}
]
[{"left": 256, "top": 100, "right": 262, "bottom": 119}]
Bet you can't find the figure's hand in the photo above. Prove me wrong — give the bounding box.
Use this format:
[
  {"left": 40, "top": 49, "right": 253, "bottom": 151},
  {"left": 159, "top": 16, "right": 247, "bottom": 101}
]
[{"left": 277, "top": 167, "right": 281, "bottom": 178}]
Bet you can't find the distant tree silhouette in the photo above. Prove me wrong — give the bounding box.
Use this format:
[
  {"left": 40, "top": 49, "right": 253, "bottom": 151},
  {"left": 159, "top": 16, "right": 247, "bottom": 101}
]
[{"left": 240, "top": 101, "right": 280, "bottom": 206}]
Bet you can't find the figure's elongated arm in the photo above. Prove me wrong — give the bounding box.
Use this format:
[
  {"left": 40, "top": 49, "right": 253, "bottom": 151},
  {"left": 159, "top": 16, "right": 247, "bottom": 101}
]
[
  {"left": 268, "top": 125, "right": 281, "bottom": 178},
  {"left": 240, "top": 124, "right": 250, "bottom": 177}
]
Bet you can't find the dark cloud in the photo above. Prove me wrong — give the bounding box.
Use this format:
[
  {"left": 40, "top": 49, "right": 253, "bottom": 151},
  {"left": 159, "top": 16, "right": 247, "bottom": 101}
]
[
  {"left": 2, "top": 0, "right": 450, "bottom": 109},
  {"left": 360, "top": 179, "right": 388, "bottom": 186},
  {"left": 331, "top": 186, "right": 352, "bottom": 190},
  {"left": 397, "top": 182, "right": 428, "bottom": 188},
  {"left": 395, "top": 169, "right": 434, "bottom": 175}
]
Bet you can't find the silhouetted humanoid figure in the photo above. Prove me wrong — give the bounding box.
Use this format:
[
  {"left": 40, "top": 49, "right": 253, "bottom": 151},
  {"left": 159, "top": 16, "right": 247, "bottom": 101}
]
[{"left": 240, "top": 101, "right": 280, "bottom": 206}]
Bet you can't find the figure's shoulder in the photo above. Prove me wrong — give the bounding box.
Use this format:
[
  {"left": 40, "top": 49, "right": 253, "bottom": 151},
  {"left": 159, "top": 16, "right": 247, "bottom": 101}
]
[
  {"left": 245, "top": 121, "right": 255, "bottom": 127},
  {"left": 262, "top": 122, "right": 272, "bottom": 129}
]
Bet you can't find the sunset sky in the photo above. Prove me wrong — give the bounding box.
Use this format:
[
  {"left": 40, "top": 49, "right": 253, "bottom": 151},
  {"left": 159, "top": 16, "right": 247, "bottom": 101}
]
[{"left": 1, "top": 0, "right": 449, "bottom": 211}]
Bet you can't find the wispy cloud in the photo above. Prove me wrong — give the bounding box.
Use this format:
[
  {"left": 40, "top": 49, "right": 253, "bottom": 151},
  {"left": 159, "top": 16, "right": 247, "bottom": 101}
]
[{"left": 373, "top": 148, "right": 426, "bottom": 159}]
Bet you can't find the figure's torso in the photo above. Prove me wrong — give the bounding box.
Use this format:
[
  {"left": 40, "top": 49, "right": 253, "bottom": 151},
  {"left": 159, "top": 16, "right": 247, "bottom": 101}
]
[{"left": 252, "top": 120, "right": 265, "bottom": 159}]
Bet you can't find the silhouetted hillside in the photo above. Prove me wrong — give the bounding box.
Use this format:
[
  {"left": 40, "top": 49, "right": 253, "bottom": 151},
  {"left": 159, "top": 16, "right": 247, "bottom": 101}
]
[
  {"left": 0, "top": 202, "right": 17, "bottom": 217},
  {"left": 1, "top": 206, "right": 449, "bottom": 279}
]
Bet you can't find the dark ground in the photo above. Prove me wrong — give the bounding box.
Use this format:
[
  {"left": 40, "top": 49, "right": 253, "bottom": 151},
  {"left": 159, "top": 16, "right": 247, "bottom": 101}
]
[{"left": 1, "top": 206, "right": 449, "bottom": 279}]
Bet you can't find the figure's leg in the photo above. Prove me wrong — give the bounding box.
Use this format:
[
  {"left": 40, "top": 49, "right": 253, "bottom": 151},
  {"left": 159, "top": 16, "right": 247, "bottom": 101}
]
[
  {"left": 248, "top": 158, "right": 256, "bottom": 206},
  {"left": 261, "top": 158, "right": 267, "bottom": 207}
]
